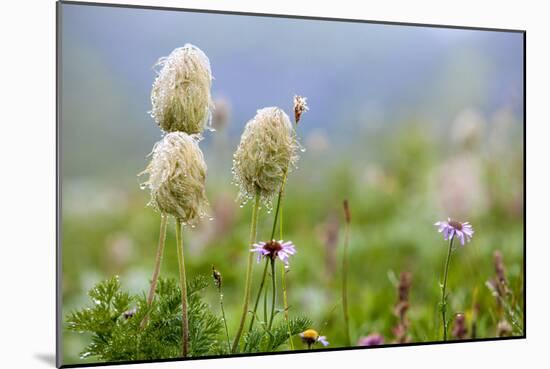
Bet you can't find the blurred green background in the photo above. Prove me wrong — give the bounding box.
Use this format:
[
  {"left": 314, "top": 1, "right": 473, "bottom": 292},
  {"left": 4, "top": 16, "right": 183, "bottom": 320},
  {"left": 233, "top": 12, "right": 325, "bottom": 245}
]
[{"left": 60, "top": 3, "right": 524, "bottom": 365}]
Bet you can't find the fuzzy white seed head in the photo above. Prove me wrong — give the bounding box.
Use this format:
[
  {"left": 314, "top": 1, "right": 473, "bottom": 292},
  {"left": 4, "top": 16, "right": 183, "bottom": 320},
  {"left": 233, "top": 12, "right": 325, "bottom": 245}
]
[
  {"left": 150, "top": 44, "right": 213, "bottom": 134},
  {"left": 232, "top": 107, "right": 299, "bottom": 205},
  {"left": 140, "top": 132, "right": 209, "bottom": 225}
]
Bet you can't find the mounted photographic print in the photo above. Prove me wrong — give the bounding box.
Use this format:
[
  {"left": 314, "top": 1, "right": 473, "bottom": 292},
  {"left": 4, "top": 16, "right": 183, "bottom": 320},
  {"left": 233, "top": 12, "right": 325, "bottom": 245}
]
[{"left": 56, "top": 1, "right": 525, "bottom": 367}]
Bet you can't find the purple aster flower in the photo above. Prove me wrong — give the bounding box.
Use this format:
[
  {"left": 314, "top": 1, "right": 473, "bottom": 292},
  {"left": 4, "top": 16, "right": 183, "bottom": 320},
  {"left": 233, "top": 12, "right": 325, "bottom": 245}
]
[
  {"left": 299, "top": 329, "right": 329, "bottom": 348},
  {"left": 452, "top": 313, "right": 468, "bottom": 339},
  {"left": 434, "top": 218, "right": 474, "bottom": 246},
  {"left": 122, "top": 307, "right": 138, "bottom": 320},
  {"left": 317, "top": 335, "right": 329, "bottom": 346},
  {"left": 358, "top": 333, "right": 384, "bottom": 346},
  {"left": 250, "top": 240, "right": 296, "bottom": 267}
]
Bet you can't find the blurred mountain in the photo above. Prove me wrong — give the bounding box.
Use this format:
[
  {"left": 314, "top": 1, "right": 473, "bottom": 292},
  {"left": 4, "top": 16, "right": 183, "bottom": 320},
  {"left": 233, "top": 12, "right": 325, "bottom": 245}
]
[{"left": 60, "top": 3, "right": 523, "bottom": 181}]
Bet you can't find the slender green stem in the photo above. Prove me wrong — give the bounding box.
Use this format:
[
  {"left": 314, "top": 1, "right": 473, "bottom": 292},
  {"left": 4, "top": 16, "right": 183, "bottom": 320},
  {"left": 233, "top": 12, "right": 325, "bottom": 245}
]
[
  {"left": 342, "top": 205, "right": 351, "bottom": 346},
  {"left": 281, "top": 265, "right": 294, "bottom": 349},
  {"left": 248, "top": 260, "right": 269, "bottom": 332},
  {"left": 175, "top": 219, "right": 189, "bottom": 357},
  {"left": 279, "top": 201, "right": 284, "bottom": 240},
  {"left": 282, "top": 270, "right": 294, "bottom": 348},
  {"left": 231, "top": 191, "right": 261, "bottom": 353},
  {"left": 247, "top": 172, "right": 288, "bottom": 334},
  {"left": 270, "top": 173, "right": 288, "bottom": 239},
  {"left": 218, "top": 286, "right": 231, "bottom": 353},
  {"left": 250, "top": 119, "right": 296, "bottom": 347},
  {"left": 263, "top": 276, "right": 268, "bottom": 324},
  {"left": 441, "top": 237, "right": 454, "bottom": 341},
  {"left": 141, "top": 215, "right": 168, "bottom": 328},
  {"left": 278, "top": 199, "right": 295, "bottom": 349},
  {"left": 268, "top": 258, "right": 277, "bottom": 331}
]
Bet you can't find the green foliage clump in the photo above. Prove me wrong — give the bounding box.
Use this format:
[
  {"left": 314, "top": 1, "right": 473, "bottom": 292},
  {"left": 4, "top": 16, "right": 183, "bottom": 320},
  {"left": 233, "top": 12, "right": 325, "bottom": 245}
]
[
  {"left": 243, "top": 315, "right": 312, "bottom": 353},
  {"left": 66, "top": 275, "right": 223, "bottom": 362}
]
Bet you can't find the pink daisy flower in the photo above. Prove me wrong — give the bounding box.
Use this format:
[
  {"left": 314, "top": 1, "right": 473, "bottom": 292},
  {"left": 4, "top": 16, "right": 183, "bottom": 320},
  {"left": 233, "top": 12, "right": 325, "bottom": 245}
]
[
  {"left": 434, "top": 218, "right": 474, "bottom": 246},
  {"left": 250, "top": 240, "right": 296, "bottom": 267}
]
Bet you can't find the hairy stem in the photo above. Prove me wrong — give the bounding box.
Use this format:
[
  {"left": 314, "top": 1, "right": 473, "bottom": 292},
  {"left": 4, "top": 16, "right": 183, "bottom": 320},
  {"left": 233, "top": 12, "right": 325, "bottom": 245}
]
[
  {"left": 270, "top": 172, "right": 288, "bottom": 240},
  {"left": 141, "top": 215, "right": 168, "bottom": 328},
  {"left": 247, "top": 170, "right": 289, "bottom": 335},
  {"left": 278, "top": 187, "right": 295, "bottom": 349},
  {"left": 175, "top": 219, "right": 189, "bottom": 357},
  {"left": 441, "top": 237, "right": 454, "bottom": 341},
  {"left": 281, "top": 264, "right": 294, "bottom": 349},
  {"left": 231, "top": 191, "right": 261, "bottom": 353},
  {"left": 263, "top": 276, "right": 268, "bottom": 324},
  {"left": 268, "top": 258, "right": 277, "bottom": 331},
  {"left": 280, "top": 206, "right": 294, "bottom": 350},
  {"left": 248, "top": 260, "right": 269, "bottom": 333},
  {"left": 218, "top": 286, "right": 231, "bottom": 352}
]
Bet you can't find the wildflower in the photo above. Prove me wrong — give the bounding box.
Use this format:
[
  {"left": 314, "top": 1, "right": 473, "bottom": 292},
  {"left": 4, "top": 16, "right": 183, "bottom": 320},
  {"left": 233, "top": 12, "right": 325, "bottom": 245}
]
[
  {"left": 397, "top": 271, "right": 412, "bottom": 305},
  {"left": 452, "top": 313, "right": 468, "bottom": 339},
  {"left": 293, "top": 95, "right": 309, "bottom": 124},
  {"left": 497, "top": 320, "right": 512, "bottom": 337},
  {"left": 343, "top": 199, "right": 351, "bottom": 223},
  {"left": 434, "top": 218, "right": 474, "bottom": 246},
  {"left": 212, "top": 265, "right": 222, "bottom": 289},
  {"left": 150, "top": 44, "right": 213, "bottom": 134},
  {"left": 122, "top": 307, "right": 137, "bottom": 320},
  {"left": 140, "top": 132, "right": 209, "bottom": 225},
  {"left": 300, "top": 329, "right": 329, "bottom": 348},
  {"left": 493, "top": 250, "right": 508, "bottom": 287},
  {"left": 232, "top": 107, "right": 299, "bottom": 204},
  {"left": 435, "top": 218, "right": 473, "bottom": 340},
  {"left": 212, "top": 265, "right": 231, "bottom": 351},
  {"left": 358, "top": 333, "right": 384, "bottom": 346},
  {"left": 250, "top": 240, "right": 296, "bottom": 267},
  {"left": 486, "top": 250, "right": 511, "bottom": 322},
  {"left": 393, "top": 272, "right": 412, "bottom": 343}
]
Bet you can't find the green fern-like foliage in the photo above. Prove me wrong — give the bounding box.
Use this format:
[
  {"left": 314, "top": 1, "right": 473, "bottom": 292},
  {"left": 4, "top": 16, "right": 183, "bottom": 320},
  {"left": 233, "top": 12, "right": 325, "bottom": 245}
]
[
  {"left": 269, "top": 316, "right": 312, "bottom": 351},
  {"left": 66, "top": 275, "right": 223, "bottom": 362},
  {"left": 243, "top": 315, "right": 312, "bottom": 353}
]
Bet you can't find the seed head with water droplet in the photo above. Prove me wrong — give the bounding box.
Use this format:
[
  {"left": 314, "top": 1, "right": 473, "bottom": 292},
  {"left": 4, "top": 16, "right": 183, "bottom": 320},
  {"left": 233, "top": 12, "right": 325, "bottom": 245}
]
[
  {"left": 232, "top": 107, "right": 299, "bottom": 204},
  {"left": 150, "top": 44, "right": 214, "bottom": 134},
  {"left": 140, "top": 132, "right": 209, "bottom": 225}
]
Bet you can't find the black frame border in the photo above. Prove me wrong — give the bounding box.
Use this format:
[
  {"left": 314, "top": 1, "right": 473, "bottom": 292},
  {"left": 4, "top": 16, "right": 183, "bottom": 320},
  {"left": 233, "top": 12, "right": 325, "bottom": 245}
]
[{"left": 56, "top": 1, "right": 527, "bottom": 368}]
